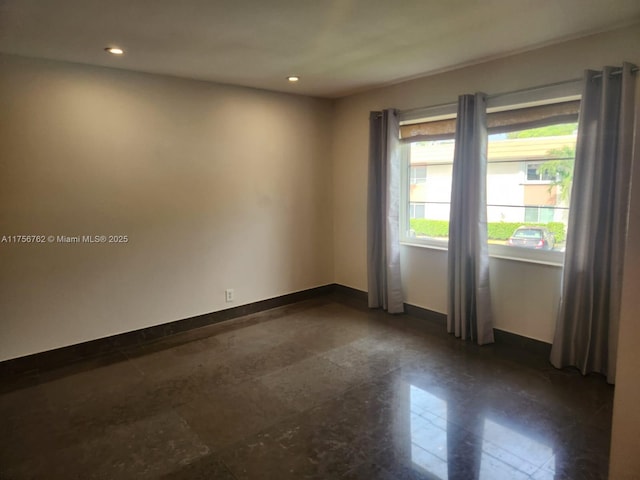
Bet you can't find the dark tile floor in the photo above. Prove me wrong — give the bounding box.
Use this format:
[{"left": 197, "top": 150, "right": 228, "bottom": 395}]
[{"left": 0, "top": 295, "right": 614, "bottom": 479}]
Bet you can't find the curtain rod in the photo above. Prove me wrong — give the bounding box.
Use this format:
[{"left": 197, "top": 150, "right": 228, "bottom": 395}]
[
  {"left": 398, "top": 66, "right": 637, "bottom": 117},
  {"left": 398, "top": 100, "right": 457, "bottom": 117},
  {"left": 486, "top": 77, "right": 581, "bottom": 101},
  {"left": 591, "top": 66, "right": 639, "bottom": 79},
  {"left": 398, "top": 77, "right": 581, "bottom": 116}
]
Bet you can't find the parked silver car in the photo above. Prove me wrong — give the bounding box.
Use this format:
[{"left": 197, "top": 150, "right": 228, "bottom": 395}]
[{"left": 507, "top": 226, "right": 555, "bottom": 250}]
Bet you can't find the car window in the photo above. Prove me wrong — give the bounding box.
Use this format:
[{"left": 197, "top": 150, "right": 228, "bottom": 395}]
[{"left": 513, "top": 229, "right": 543, "bottom": 238}]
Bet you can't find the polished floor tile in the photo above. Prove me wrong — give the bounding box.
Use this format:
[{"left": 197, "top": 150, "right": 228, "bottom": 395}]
[
  {"left": 0, "top": 296, "right": 614, "bottom": 479},
  {"left": 176, "top": 379, "right": 296, "bottom": 450},
  {"left": 259, "top": 353, "right": 360, "bottom": 412},
  {"left": 3, "top": 411, "right": 210, "bottom": 479}
]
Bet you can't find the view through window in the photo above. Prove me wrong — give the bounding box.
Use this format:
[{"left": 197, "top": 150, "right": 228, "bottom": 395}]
[
  {"left": 404, "top": 121, "right": 578, "bottom": 258},
  {"left": 406, "top": 140, "right": 454, "bottom": 245},
  {"left": 487, "top": 123, "right": 577, "bottom": 253}
]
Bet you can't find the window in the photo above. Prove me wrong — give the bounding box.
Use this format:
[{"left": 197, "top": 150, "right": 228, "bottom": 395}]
[
  {"left": 524, "top": 206, "right": 554, "bottom": 223},
  {"left": 526, "top": 162, "right": 555, "bottom": 182},
  {"left": 487, "top": 121, "right": 577, "bottom": 260},
  {"left": 410, "top": 202, "right": 426, "bottom": 219},
  {"left": 410, "top": 165, "right": 427, "bottom": 184},
  {"left": 400, "top": 93, "right": 580, "bottom": 263},
  {"left": 402, "top": 140, "right": 454, "bottom": 244}
]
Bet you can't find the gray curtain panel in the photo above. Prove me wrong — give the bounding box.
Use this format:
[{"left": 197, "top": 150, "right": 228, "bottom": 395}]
[
  {"left": 447, "top": 93, "right": 495, "bottom": 345},
  {"left": 367, "top": 109, "right": 404, "bottom": 313},
  {"left": 550, "top": 63, "right": 637, "bottom": 384}
]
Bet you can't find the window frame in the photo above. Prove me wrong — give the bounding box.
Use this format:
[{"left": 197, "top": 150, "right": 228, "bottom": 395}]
[
  {"left": 400, "top": 102, "right": 458, "bottom": 249},
  {"left": 485, "top": 112, "right": 578, "bottom": 265},
  {"left": 399, "top": 81, "right": 581, "bottom": 266},
  {"left": 400, "top": 136, "right": 454, "bottom": 251}
]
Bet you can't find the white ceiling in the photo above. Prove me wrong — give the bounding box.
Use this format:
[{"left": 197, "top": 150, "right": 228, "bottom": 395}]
[{"left": 1, "top": 0, "right": 639, "bottom": 98}]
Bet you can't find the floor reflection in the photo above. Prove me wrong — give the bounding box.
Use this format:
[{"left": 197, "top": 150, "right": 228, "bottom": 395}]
[
  {"left": 480, "top": 417, "right": 555, "bottom": 479},
  {"left": 408, "top": 382, "right": 556, "bottom": 479},
  {"left": 410, "top": 385, "right": 448, "bottom": 479}
]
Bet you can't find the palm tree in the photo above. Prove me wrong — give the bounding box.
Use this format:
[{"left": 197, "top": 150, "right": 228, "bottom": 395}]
[{"left": 537, "top": 145, "right": 575, "bottom": 203}]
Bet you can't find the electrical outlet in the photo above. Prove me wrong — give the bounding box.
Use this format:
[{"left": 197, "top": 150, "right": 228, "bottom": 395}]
[{"left": 225, "top": 289, "right": 234, "bottom": 302}]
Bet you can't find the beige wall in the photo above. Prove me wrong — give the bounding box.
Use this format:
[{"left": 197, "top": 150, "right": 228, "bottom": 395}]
[
  {"left": 523, "top": 184, "right": 557, "bottom": 206},
  {"left": 0, "top": 54, "right": 334, "bottom": 361}
]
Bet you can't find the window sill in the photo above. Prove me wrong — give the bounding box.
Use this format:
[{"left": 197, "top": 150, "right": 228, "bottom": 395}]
[
  {"left": 489, "top": 251, "right": 563, "bottom": 267},
  {"left": 400, "top": 240, "right": 448, "bottom": 252},
  {"left": 400, "top": 241, "right": 564, "bottom": 267}
]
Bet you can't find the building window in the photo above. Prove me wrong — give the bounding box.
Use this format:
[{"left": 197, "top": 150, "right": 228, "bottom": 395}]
[
  {"left": 410, "top": 202, "right": 426, "bottom": 219},
  {"left": 410, "top": 166, "right": 427, "bottom": 184},
  {"left": 524, "top": 206, "right": 555, "bottom": 223},
  {"left": 526, "top": 162, "right": 555, "bottom": 182}
]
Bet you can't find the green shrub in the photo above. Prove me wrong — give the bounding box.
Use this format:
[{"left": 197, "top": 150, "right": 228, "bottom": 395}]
[
  {"left": 409, "top": 219, "right": 566, "bottom": 243},
  {"left": 545, "top": 222, "right": 566, "bottom": 243},
  {"left": 409, "top": 219, "right": 449, "bottom": 238},
  {"left": 487, "top": 222, "right": 518, "bottom": 240}
]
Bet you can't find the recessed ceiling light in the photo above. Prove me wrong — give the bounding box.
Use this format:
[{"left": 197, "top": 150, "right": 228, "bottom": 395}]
[
  {"left": 104, "top": 47, "right": 124, "bottom": 55},
  {"left": 287, "top": 76, "right": 300, "bottom": 83}
]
